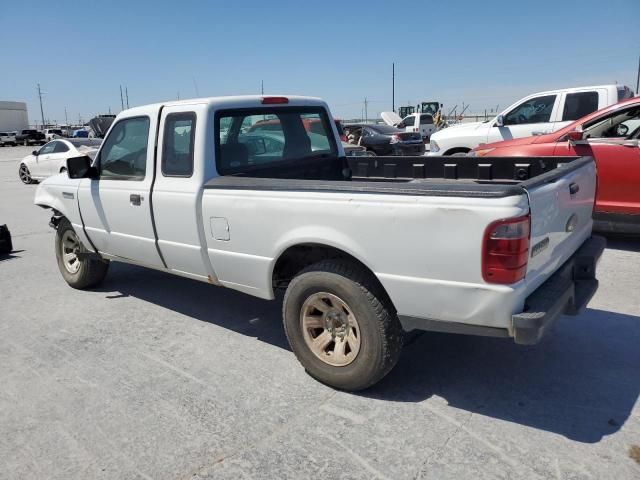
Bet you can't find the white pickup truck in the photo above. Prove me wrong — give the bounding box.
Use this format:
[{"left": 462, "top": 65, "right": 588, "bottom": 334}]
[
  {"left": 34, "top": 95, "right": 605, "bottom": 391},
  {"left": 429, "top": 84, "right": 634, "bottom": 156}
]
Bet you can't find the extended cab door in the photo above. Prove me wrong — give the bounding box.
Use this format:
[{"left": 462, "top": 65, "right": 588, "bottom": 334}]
[
  {"left": 487, "top": 94, "right": 558, "bottom": 143},
  {"left": 554, "top": 89, "right": 604, "bottom": 132},
  {"left": 151, "top": 104, "right": 217, "bottom": 281},
  {"left": 77, "top": 114, "right": 165, "bottom": 268}
]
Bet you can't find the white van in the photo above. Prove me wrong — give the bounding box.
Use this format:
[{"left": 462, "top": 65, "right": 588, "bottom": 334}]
[{"left": 428, "top": 84, "right": 634, "bottom": 156}]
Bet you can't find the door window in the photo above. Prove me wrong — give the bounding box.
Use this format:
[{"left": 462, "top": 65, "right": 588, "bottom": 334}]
[
  {"left": 583, "top": 107, "right": 640, "bottom": 139},
  {"left": 38, "top": 143, "right": 56, "bottom": 155},
  {"left": 99, "top": 116, "right": 150, "bottom": 180},
  {"left": 403, "top": 116, "right": 415, "bottom": 127},
  {"left": 503, "top": 95, "right": 556, "bottom": 125},
  {"left": 162, "top": 112, "right": 196, "bottom": 177},
  {"left": 562, "top": 92, "right": 599, "bottom": 121}
]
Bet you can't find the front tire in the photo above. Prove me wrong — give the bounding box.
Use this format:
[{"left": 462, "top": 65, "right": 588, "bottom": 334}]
[
  {"left": 283, "top": 259, "right": 403, "bottom": 391},
  {"left": 18, "top": 163, "right": 34, "bottom": 184},
  {"left": 55, "top": 218, "right": 109, "bottom": 289}
]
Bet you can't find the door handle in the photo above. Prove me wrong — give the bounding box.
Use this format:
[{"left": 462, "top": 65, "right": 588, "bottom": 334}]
[
  {"left": 130, "top": 194, "right": 143, "bottom": 206},
  {"left": 569, "top": 183, "right": 580, "bottom": 195}
]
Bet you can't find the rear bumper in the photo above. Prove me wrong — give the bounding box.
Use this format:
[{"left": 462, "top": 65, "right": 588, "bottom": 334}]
[
  {"left": 392, "top": 143, "right": 425, "bottom": 155},
  {"left": 512, "top": 235, "right": 606, "bottom": 345}
]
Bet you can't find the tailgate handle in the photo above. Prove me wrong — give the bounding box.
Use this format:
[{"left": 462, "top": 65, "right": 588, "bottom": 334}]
[{"left": 569, "top": 183, "right": 580, "bottom": 195}]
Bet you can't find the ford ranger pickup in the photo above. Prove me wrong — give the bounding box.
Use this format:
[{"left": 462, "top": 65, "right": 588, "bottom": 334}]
[{"left": 34, "top": 95, "right": 604, "bottom": 390}]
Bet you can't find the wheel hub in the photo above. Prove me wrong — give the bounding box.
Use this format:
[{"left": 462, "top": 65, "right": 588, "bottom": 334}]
[
  {"left": 324, "top": 310, "right": 348, "bottom": 339},
  {"left": 300, "top": 292, "right": 361, "bottom": 367}
]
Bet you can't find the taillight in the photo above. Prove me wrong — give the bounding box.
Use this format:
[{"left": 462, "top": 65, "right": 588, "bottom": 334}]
[
  {"left": 482, "top": 214, "right": 530, "bottom": 284},
  {"left": 390, "top": 133, "right": 401, "bottom": 144},
  {"left": 261, "top": 96, "right": 289, "bottom": 104}
]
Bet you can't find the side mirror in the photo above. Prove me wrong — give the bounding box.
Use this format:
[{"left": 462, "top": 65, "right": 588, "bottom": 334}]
[
  {"left": 32, "top": 150, "right": 39, "bottom": 156},
  {"left": 566, "top": 126, "right": 584, "bottom": 145},
  {"left": 495, "top": 115, "right": 505, "bottom": 127},
  {"left": 67, "top": 155, "right": 98, "bottom": 179}
]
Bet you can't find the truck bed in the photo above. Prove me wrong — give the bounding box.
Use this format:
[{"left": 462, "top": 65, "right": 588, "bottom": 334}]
[{"left": 205, "top": 155, "right": 592, "bottom": 199}]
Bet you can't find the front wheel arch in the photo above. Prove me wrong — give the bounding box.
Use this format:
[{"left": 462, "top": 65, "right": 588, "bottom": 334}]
[{"left": 443, "top": 147, "right": 471, "bottom": 156}]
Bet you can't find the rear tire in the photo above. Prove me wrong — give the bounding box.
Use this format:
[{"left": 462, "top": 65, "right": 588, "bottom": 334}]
[
  {"left": 283, "top": 259, "right": 403, "bottom": 391},
  {"left": 55, "top": 218, "right": 109, "bottom": 289}
]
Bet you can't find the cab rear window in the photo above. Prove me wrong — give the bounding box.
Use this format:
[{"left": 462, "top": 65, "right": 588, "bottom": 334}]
[{"left": 215, "top": 107, "right": 338, "bottom": 175}]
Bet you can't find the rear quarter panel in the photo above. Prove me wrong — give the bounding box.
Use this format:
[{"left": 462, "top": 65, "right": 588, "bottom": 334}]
[{"left": 201, "top": 188, "right": 530, "bottom": 328}]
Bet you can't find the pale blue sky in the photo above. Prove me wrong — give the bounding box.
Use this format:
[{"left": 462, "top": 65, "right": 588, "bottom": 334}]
[{"left": 1, "top": 0, "right": 638, "bottom": 123}]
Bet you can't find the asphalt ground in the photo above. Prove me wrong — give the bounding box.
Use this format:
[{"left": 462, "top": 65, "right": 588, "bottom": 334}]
[{"left": 1, "top": 145, "right": 639, "bottom": 479}]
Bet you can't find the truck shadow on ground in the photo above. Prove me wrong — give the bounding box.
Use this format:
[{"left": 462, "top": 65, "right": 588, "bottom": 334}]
[
  {"left": 364, "top": 307, "right": 640, "bottom": 444},
  {"left": 602, "top": 234, "right": 640, "bottom": 252},
  {"left": 98, "top": 262, "right": 639, "bottom": 445}
]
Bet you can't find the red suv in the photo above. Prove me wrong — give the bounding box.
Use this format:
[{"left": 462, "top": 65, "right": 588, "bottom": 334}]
[{"left": 472, "top": 97, "right": 640, "bottom": 233}]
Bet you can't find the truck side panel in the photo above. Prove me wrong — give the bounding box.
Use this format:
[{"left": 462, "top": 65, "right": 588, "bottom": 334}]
[{"left": 201, "top": 187, "right": 530, "bottom": 328}]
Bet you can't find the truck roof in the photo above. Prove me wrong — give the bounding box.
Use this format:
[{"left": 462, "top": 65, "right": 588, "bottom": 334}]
[{"left": 120, "top": 95, "right": 328, "bottom": 118}]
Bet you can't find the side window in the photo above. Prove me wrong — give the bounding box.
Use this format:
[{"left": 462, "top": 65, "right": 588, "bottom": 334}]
[
  {"left": 503, "top": 95, "right": 556, "bottom": 126},
  {"left": 99, "top": 117, "right": 150, "bottom": 180},
  {"left": 420, "top": 114, "right": 433, "bottom": 125},
  {"left": 38, "top": 142, "right": 57, "bottom": 155},
  {"left": 53, "top": 142, "right": 69, "bottom": 153},
  {"left": 162, "top": 112, "right": 196, "bottom": 177},
  {"left": 402, "top": 116, "right": 415, "bottom": 127},
  {"left": 562, "top": 92, "right": 599, "bottom": 121}
]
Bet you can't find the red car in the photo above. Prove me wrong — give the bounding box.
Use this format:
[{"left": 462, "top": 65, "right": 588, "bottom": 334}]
[{"left": 472, "top": 97, "right": 640, "bottom": 233}]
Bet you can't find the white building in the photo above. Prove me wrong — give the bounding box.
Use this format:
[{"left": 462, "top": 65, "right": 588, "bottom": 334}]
[{"left": 0, "top": 101, "right": 29, "bottom": 131}]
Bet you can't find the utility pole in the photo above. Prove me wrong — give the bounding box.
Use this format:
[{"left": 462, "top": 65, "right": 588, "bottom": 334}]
[
  {"left": 125, "top": 86, "right": 129, "bottom": 109},
  {"left": 364, "top": 98, "right": 368, "bottom": 123},
  {"left": 37, "top": 83, "right": 45, "bottom": 128},
  {"left": 192, "top": 77, "right": 200, "bottom": 97},
  {"left": 636, "top": 55, "right": 639, "bottom": 94},
  {"left": 64, "top": 107, "right": 68, "bottom": 125},
  {"left": 392, "top": 63, "right": 395, "bottom": 113},
  {"left": 120, "top": 85, "right": 124, "bottom": 110},
  {"left": 261, "top": 80, "right": 264, "bottom": 95}
]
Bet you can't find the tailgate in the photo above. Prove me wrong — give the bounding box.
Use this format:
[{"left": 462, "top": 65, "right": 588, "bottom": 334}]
[{"left": 524, "top": 157, "right": 597, "bottom": 287}]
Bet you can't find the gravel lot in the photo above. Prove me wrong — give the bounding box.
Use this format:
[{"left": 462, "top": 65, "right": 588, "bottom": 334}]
[{"left": 1, "top": 145, "right": 639, "bottom": 480}]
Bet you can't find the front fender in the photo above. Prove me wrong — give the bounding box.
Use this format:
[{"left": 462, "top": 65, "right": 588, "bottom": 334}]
[{"left": 34, "top": 177, "right": 94, "bottom": 250}]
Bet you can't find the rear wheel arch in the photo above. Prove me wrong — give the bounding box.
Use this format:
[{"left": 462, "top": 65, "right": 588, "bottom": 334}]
[{"left": 271, "top": 243, "right": 395, "bottom": 311}]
